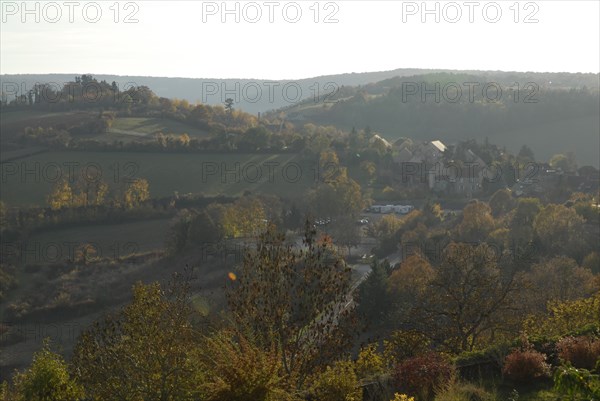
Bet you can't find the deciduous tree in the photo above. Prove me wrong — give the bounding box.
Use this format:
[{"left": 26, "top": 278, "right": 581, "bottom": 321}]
[
  {"left": 423, "top": 243, "right": 520, "bottom": 351},
  {"left": 533, "top": 204, "right": 586, "bottom": 258},
  {"left": 457, "top": 201, "right": 495, "bottom": 242},
  {"left": 226, "top": 222, "right": 355, "bottom": 389},
  {"left": 12, "top": 339, "right": 84, "bottom": 401},
  {"left": 524, "top": 257, "right": 597, "bottom": 313},
  {"left": 72, "top": 277, "right": 202, "bottom": 401},
  {"left": 357, "top": 259, "right": 392, "bottom": 327},
  {"left": 123, "top": 178, "right": 150, "bottom": 208},
  {"left": 489, "top": 188, "right": 515, "bottom": 217},
  {"left": 47, "top": 180, "right": 74, "bottom": 210},
  {"left": 509, "top": 197, "right": 542, "bottom": 245}
]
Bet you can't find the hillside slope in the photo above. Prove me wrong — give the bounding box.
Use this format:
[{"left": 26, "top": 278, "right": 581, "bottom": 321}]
[{"left": 3, "top": 69, "right": 597, "bottom": 114}]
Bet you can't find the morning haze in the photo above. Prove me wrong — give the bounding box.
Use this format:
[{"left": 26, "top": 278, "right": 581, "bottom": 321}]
[{"left": 1, "top": 1, "right": 599, "bottom": 400}]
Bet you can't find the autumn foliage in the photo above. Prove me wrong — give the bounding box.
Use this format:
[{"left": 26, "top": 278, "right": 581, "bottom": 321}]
[
  {"left": 556, "top": 336, "right": 600, "bottom": 370},
  {"left": 393, "top": 352, "right": 454, "bottom": 401},
  {"left": 502, "top": 348, "right": 551, "bottom": 383}
]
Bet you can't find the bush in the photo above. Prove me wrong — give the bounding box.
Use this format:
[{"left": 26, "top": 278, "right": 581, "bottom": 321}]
[
  {"left": 502, "top": 348, "right": 550, "bottom": 383},
  {"left": 454, "top": 343, "right": 511, "bottom": 368},
  {"left": 553, "top": 365, "right": 600, "bottom": 399},
  {"left": 384, "top": 330, "right": 431, "bottom": 366},
  {"left": 309, "top": 360, "right": 362, "bottom": 401},
  {"left": 523, "top": 289, "right": 600, "bottom": 338},
  {"left": 356, "top": 343, "right": 387, "bottom": 381},
  {"left": 434, "top": 380, "right": 497, "bottom": 401},
  {"left": 393, "top": 352, "right": 454, "bottom": 401},
  {"left": 199, "top": 330, "right": 296, "bottom": 401},
  {"left": 454, "top": 343, "right": 511, "bottom": 381},
  {"left": 0, "top": 381, "right": 13, "bottom": 401},
  {"left": 12, "top": 339, "right": 84, "bottom": 401},
  {"left": 391, "top": 394, "right": 415, "bottom": 401},
  {"left": 556, "top": 336, "right": 600, "bottom": 370}
]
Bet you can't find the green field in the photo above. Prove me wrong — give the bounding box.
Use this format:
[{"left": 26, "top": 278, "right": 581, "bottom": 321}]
[
  {"left": 1, "top": 151, "right": 316, "bottom": 207},
  {"left": 0, "top": 110, "right": 96, "bottom": 146},
  {"left": 24, "top": 218, "right": 171, "bottom": 264},
  {"left": 108, "top": 117, "right": 210, "bottom": 138},
  {"left": 0, "top": 110, "right": 52, "bottom": 123}
]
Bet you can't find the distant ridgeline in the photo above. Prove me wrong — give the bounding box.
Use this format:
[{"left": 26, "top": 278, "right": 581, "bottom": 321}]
[
  {"left": 2, "top": 69, "right": 598, "bottom": 113},
  {"left": 1, "top": 70, "right": 599, "bottom": 166},
  {"left": 1, "top": 69, "right": 445, "bottom": 114}
]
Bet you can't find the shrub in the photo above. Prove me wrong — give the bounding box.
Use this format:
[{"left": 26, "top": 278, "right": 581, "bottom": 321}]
[
  {"left": 199, "top": 330, "right": 297, "bottom": 401},
  {"left": 393, "top": 352, "right": 454, "bottom": 401},
  {"left": 0, "top": 381, "right": 13, "bottom": 401},
  {"left": 309, "top": 360, "right": 362, "bottom": 401},
  {"left": 4, "top": 301, "right": 31, "bottom": 320},
  {"left": 434, "top": 380, "right": 497, "bottom": 401},
  {"left": 391, "top": 394, "right": 415, "bottom": 401},
  {"left": 523, "top": 292, "right": 600, "bottom": 338},
  {"left": 384, "top": 330, "right": 431, "bottom": 366},
  {"left": 356, "top": 343, "right": 387, "bottom": 380},
  {"left": 12, "top": 339, "right": 84, "bottom": 401},
  {"left": 454, "top": 342, "right": 511, "bottom": 369},
  {"left": 502, "top": 348, "right": 550, "bottom": 383},
  {"left": 553, "top": 365, "right": 600, "bottom": 399},
  {"left": 556, "top": 336, "right": 600, "bottom": 370}
]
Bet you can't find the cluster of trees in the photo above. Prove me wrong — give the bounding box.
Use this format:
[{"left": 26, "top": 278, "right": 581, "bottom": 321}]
[
  {"left": 2, "top": 75, "right": 256, "bottom": 132},
  {"left": 359, "top": 247, "right": 524, "bottom": 353},
  {"left": 166, "top": 195, "right": 283, "bottom": 254},
  {"left": 304, "top": 150, "right": 368, "bottom": 254},
  {"left": 105, "top": 122, "right": 348, "bottom": 156},
  {"left": 360, "top": 191, "right": 599, "bottom": 354},
  {"left": 47, "top": 177, "right": 150, "bottom": 210},
  {"left": 3, "top": 75, "right": 129, "bottom": 111},
  {"left": 17, "top": 112, "right": 115, "bottom": 148},
  {"left": 373, "top": 190, "right": 599, "bottom": 263}
]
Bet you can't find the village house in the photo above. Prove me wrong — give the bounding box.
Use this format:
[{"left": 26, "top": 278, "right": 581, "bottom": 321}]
[{"left": 389, "top": 138, "right": 487, "bottom": 197}]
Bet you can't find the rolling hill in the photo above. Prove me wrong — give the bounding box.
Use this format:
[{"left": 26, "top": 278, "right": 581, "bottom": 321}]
[
  {"left": 269, "top": 72, "right": 600, "bottom": 167},
  {"left": 3, "top": 69, "right": 597, "bottom": 114}
]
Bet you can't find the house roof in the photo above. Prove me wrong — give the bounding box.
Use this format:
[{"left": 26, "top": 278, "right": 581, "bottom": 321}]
[
  {"left": 393, "top": 137, "right": 413, "bottom": 148},
  {"left": 430, "top": 140, "right": 447, "bottom": 153},
  {"left": 465, "top": 149, "right": 487, "bottom": 167},
  {"left": 394, "top": 147, "right": 414, "bottom": 163},
  {"left": 370, "top": 134, "right": 392, "bottom": 148}
]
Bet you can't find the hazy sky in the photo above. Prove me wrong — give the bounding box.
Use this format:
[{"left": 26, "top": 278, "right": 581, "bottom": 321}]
[{"left": 1, "top": 1, "right": 599, "bottom": 79}]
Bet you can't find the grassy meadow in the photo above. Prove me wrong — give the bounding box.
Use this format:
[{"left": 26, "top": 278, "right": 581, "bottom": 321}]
[
  {"left": 109, "top": 117, "right": 210, "bottom": 137},
  {"left": 23, "top": 218, "right": 172, "bottom": 264},
  {"left": 1, "top": 151, "right": 316, "bottom": 207}
]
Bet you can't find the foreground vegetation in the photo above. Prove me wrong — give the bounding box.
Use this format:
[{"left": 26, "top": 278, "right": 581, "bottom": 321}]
[{"left": 1, "top": 224, "right": 599, "bottom": 400}]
